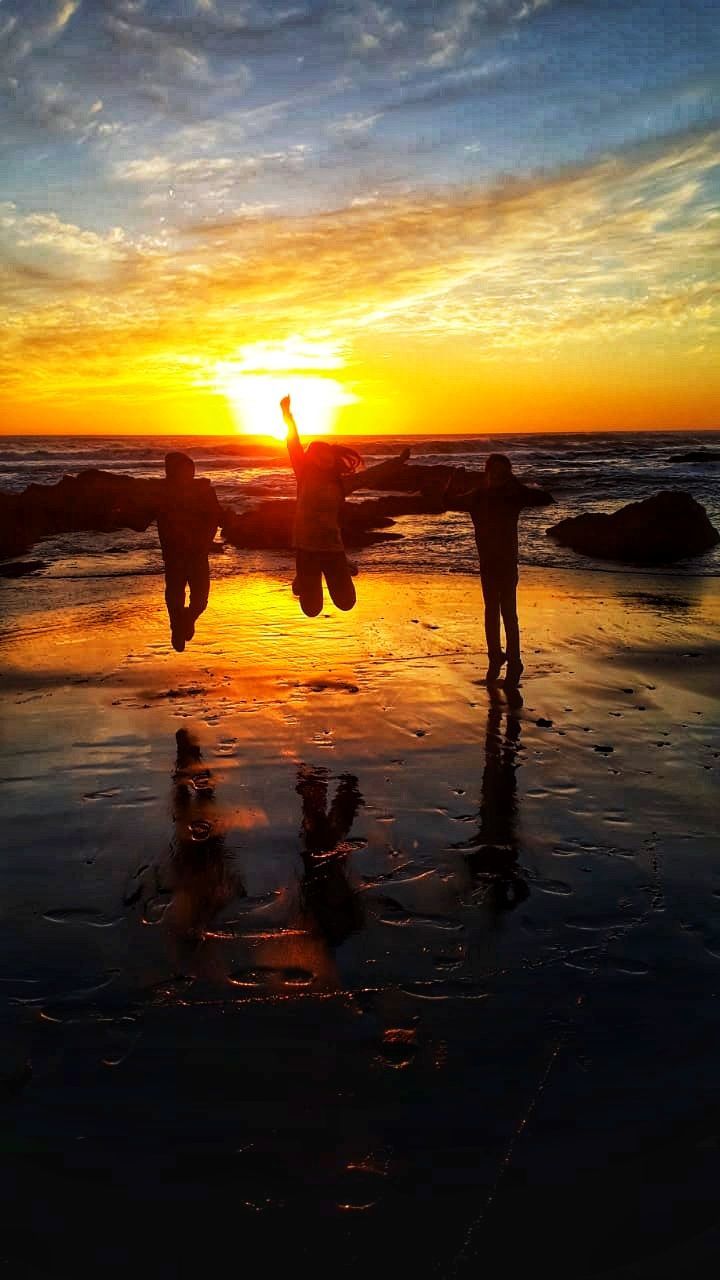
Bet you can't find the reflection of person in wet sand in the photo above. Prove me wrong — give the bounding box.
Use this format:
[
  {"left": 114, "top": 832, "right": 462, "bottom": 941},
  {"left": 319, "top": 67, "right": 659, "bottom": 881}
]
[
  {"left": 281, "top": 394, "right": 410, "bottom": 618},
  {"left": 157, "top": 452, "right": 223, "bottom": 653},
  {"left": 165, "top": 728, "right": 244, "bottom": 950},
  {"left": 452, "top": 454, "right": 554, "bottom": 685},
  {"left": 296, "top": 765, "right": 364, "bottom": 948},
  {"left": 452, "top": 688, "right": 528, "bottom": 911},
  {"left": 133, "top": 729, "right": 244, "bottom": 965}
]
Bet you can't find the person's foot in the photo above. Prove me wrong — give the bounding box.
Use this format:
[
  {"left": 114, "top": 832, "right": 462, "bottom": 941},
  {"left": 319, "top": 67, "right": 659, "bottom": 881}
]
[
  {"left": 171, "top": 629, "right": 185, "bottom": 653},
  {"left": 504, "top": 660, "right": 524, "bottom": 686},
  {"left": 485, "top": 651, "right": 507, "bottom": 683},
  {"left": 291, "top": 576, "right": 300, "bottom": 596},
  {"left": 184, "top": 609, "right": 195, "bottom": 641}
]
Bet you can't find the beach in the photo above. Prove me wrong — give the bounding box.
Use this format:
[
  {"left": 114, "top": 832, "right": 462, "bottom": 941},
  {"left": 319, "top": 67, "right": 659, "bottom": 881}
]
[{"left": 2, "top": 563, "right": 719, "bottom": 1277}]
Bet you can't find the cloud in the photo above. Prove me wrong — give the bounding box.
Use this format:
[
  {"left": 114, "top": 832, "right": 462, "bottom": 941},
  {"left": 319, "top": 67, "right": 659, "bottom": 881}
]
[
  {"left": 2, "top": 76, "right": 112, "bottom": 138},
  {"left": 327, "top": 111, "right": 382, "bottom": 140},
  {"left": 2, "top": 122, "right": 718, "bottom": 399},
  {"left": 0, "top": 203, "right": 128, "bottom": 302},
  {"left": 0, "top": 0, "right": 80, "bottom": 67}
]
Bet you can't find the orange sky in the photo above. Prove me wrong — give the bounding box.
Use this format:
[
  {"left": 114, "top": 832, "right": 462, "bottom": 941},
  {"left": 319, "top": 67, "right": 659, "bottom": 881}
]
[
  {"left": 2, "top": 3, "right": 718, "bottom": 437},
  {"left": 4, "top": 138, "right": 719, "bottom": 436}
]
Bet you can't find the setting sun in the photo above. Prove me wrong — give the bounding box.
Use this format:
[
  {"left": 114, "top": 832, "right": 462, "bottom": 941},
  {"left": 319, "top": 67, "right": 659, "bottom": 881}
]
[{"left": 214, "top": 338, "right": 358, "bottom": 439}]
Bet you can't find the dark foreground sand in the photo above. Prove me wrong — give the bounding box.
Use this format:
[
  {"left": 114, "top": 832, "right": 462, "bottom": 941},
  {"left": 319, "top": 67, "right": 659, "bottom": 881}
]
[{"left": 1, "top": 566, "right": 720, "bottom": 1278}]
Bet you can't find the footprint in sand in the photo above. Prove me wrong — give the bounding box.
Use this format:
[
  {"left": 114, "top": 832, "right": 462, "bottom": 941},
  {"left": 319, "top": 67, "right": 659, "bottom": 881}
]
[
  {"left": 228, "top": 965, "right": 315, "bottom": 988},
  {"left": 43, "top": 907, "right": 124, "bottom": 929},
  {"left": 377, "top": 1027, "right": 418, "bottom": 1070}
]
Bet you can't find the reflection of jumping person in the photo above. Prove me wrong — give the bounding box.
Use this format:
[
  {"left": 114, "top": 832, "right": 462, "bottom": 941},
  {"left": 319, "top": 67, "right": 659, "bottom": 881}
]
[
  {"left": 280, "top": 395, "right": 409, "bottom": 617},
  {"left": 452, "top": 687, "right": 528, "bottom": 911},
  {"left": 454, "top": 454, "right": 553, "bottom": 685},
  {"left": 166, "top": 728, "right": 244, "bottom": 950},
  {"left": 128, "top": 729, "right": 244, "bottom": 974},
  {"left": 296, "top": 765, "right": 364, "bottom": 948},
  {"left": 157, "top": 451, "right": 222, "bottom": 652}
]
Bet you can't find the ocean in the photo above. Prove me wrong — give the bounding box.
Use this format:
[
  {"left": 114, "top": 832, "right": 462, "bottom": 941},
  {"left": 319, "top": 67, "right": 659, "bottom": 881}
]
[{"left": 2, "top": 430, "right": 719, "bottom": 579}]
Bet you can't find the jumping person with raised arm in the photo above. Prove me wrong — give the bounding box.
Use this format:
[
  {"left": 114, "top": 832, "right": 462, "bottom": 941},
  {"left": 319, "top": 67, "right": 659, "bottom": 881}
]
[{"left": 280, "top": 395, "right": 409, "bottom": 618}]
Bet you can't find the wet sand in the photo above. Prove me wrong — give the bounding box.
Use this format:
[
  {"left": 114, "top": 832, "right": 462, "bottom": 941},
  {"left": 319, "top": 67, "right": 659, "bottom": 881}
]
[{"left": 2, "top": 566, "right": 720, "bottom": 1278}]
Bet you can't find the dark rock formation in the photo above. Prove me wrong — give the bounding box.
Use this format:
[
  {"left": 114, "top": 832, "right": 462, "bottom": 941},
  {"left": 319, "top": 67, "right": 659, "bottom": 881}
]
[
  {"left": 0, "top": 470, "right": 165, "bottom": 560},
  {"left": 0, "top": 463, "right": 463, "bottom": 559},
  {"left": 222, "top": 492, "right": 457, "bottom": 551},
  {"left": 0, "top": 559, "right": 47, "bottom": 578},
  {"left": 547, "top": 490, "right": 719, "bottom": 564},
  {"left": 670, "top": 449, "right": 720, "bottom": 464}
]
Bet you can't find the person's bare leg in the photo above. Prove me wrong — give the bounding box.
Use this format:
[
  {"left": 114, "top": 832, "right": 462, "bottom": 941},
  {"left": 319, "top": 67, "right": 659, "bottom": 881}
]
[
  {"left": 482, "top": 576, "right": 505, "bottom": 681},
  {"left": 300, "top": 582, "right": 324, "bottom": 617},
  {"left": 186, "top": 555, "right": 210, "bottom": 640},
  {"left": 164, "top": 559, "right": 188, "bottom": 652},
  {"left": 295, "top": 552, "right": 324, "bottom": 617},
  {"left": 324, "top": 555, "right": 356, "bottom": 612},
  {"left": 501, "top": 577, "right": 523, "bottom": 683}
]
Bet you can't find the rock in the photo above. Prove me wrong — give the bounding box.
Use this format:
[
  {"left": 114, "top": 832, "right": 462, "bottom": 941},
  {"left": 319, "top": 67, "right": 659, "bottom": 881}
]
[
  {"left": 670, "top": 449, "right": 720, "bottom": 464},
  {"left": 0, "top": 460, "right": 481, "bottom": 559},
  {"left": 547, "top": 490, "right": 719, "bottom": 565},
  {"left": 0, "top": 469, "right": 165, "bottom": 560},
  {"left": 0, "top": 559, "right": 47, "bottom": 578},
  {"left": 221, "top": 493, "right": 450, "bottom": 551},
  {"left": 0, "top": 464, "right": 430, "bottom": 558}
]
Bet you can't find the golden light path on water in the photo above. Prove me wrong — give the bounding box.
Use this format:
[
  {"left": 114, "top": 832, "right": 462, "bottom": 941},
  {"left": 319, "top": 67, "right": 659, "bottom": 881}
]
[{"left": 214, "top": 338, "right": 358, "bottom": 439}]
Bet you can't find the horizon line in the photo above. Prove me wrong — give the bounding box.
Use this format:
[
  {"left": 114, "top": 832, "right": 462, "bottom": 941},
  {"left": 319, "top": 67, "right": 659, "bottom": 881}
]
[{"left": 2, "top": 427, "right": 719, "bottom": 441}]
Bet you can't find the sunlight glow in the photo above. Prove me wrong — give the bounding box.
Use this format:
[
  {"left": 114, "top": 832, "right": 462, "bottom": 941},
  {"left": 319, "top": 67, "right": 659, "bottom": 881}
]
[{"left": 215, "top": 338, "right": 357, "bottom": 439}]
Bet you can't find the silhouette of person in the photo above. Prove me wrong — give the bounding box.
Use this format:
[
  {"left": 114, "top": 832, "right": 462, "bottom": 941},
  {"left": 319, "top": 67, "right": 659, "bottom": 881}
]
[
  {"left": 295, "top": 765, "right": 364, "bottom": 948},
  {"left": 280, "top": 394, "right": 409, "bottom": 617},
  {"left": 452, "top": 686, "right": 529, "bottom": 911},
  {"left": 165, "top": 728, "right": 245, "bottom": 952},
  {"left": 451, "top": 454, "right": 553, "bottom": 685},
  {"left": 127, "top": 730, "right": 244, "bottom": 973},
  {"left": 157, "top": 451, "right": 223, "bottom": 652}
]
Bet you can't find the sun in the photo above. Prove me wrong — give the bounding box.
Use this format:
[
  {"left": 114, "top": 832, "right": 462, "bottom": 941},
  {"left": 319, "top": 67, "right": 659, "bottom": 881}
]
[{"left": 215, "top": 338, "right": 357, "bottom": 439}]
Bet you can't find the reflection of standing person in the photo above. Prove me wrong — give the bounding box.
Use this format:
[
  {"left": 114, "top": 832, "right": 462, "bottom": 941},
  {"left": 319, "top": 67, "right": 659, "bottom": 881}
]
[
  {"left": 157, "top": 452, "right": 223, "bottom": 652},
  {"left": 453, "top": 454, "right": 553, "bottom": 685},
  {"left": 280, "top": 395, "right": 409, "bottom": 618},
  {"left": 296, "top": 765, "right": 364, "bottom": 948},
  {"left": 452, "top": 688, "right": 528, "bottom": 911}
]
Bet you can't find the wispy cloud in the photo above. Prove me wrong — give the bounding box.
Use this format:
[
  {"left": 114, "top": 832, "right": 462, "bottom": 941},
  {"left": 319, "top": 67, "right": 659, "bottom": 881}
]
[
  {"left": 1, "top": 0, "right": 718, "bottom": 424},
  {"left": 2, "top": 127, "right": 718, "bottom": 399}
]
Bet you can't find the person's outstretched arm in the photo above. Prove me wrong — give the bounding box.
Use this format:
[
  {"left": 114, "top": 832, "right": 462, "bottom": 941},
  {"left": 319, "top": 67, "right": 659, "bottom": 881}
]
[
  {"left": 281, "top": 395, "right": 304, "bottom": 479},
  {"left": 208, "top": 487, "right": 223, "bottom": 543},
  {"left": 515, "top": 480, "right": 555, "bottom": 508},
  {"left": 446, "top": 471, "right": 484, "bottom": 511},
  {"left": 343, "top": 447, "right": 411, "bottom": 494}
]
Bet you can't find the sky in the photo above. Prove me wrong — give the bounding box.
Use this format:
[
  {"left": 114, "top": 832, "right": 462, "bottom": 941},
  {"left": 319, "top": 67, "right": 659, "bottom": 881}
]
[{"left": 1, "top": 0, "right": 719, "bottom": 436}]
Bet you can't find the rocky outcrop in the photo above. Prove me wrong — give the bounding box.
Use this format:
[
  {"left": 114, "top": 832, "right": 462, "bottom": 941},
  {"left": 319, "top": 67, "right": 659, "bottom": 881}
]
[
  {"left": 670, "top": 449, "right": 720, "bottom": 464},
  {"left": 221, "top": 491, "right": 455, "bottom": 551},
  {"left": 547, "top": 490, "right": 719, "bottom": 564},
  {"left": 0, "top": 559, "right": 47, "bottom": 578},
  {"left": 0, "top": 464, "right": 457, "bottom": 560},
  {"left": 0, "top": 470, "right": 165, "bottom": 560}
]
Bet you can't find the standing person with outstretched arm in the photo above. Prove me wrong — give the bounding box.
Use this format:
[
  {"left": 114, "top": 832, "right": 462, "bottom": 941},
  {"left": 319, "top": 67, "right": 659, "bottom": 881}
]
[
  {"left": 453, "top": 453, "right": 554, "bottom": 685},
  {"left": 280, "top": 395, "right": 409, "bottom": 617}
]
